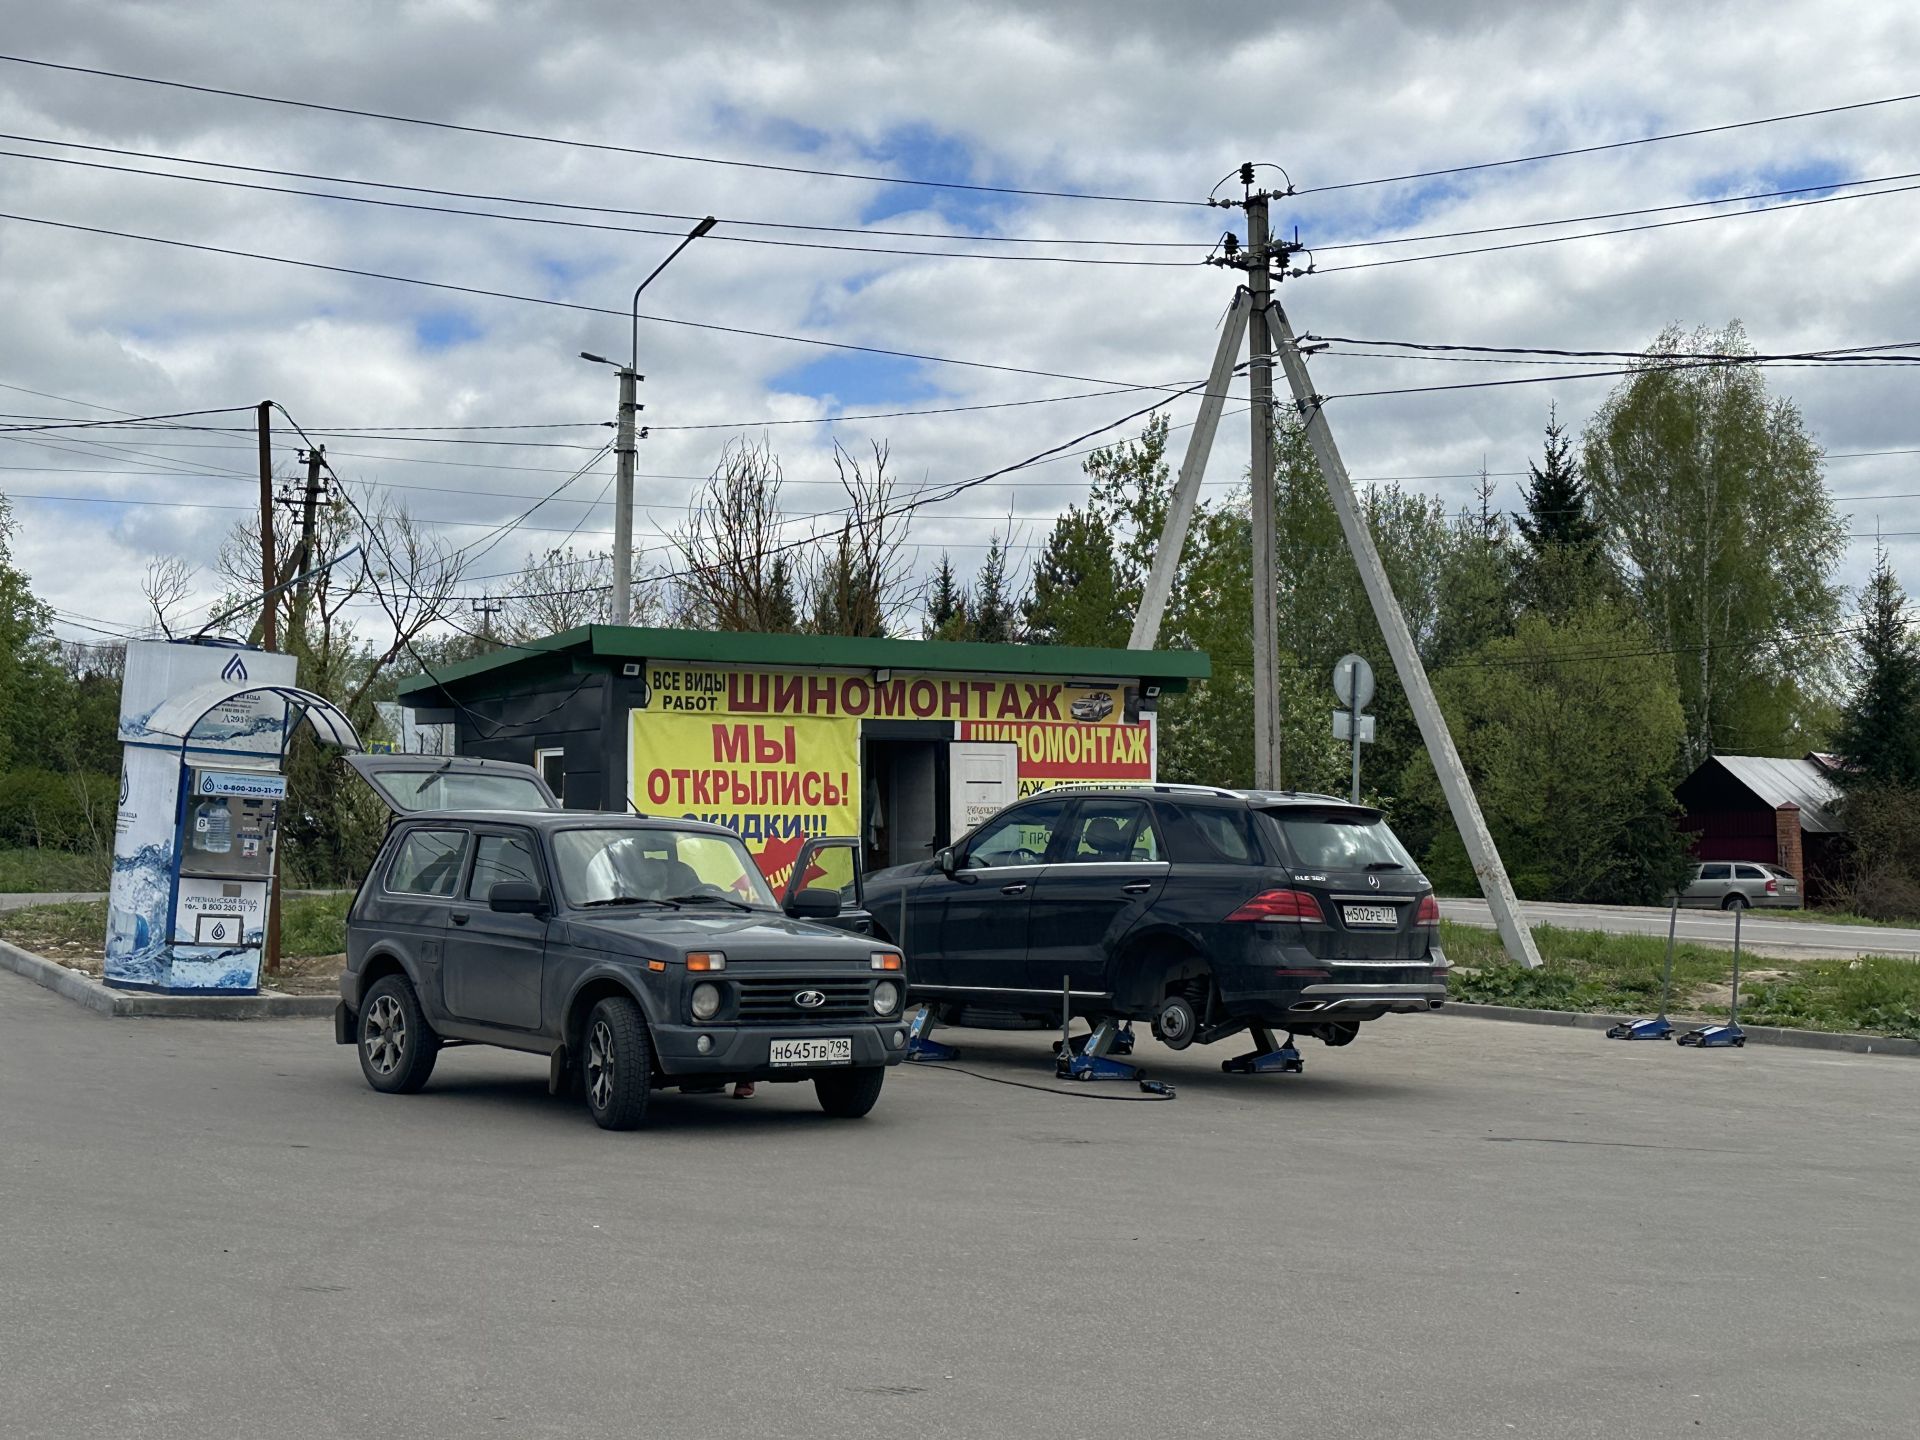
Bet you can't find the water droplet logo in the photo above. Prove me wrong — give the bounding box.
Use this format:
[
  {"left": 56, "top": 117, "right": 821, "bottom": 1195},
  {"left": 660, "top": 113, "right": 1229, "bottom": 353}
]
[{"left": 221, "top": 653, "right": 248, "bottom": 684}]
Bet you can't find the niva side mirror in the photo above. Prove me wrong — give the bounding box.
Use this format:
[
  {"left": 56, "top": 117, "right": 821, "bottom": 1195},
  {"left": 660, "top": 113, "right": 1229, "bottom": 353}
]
[
  {"left": 786, "top": 886, "right": 843, "bottom": 919},
  {"left": 936, "top": 847, "right": 957, "bottom": 876},
  {"left": 489, "top": 881, "right": 548, "bottom": 916}
]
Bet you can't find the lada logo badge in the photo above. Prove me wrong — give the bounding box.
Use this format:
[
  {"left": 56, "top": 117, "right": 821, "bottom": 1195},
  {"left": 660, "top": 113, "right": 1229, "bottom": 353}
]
[{"left": 794, "top": 990, "right": 826, "bottom": 1009}]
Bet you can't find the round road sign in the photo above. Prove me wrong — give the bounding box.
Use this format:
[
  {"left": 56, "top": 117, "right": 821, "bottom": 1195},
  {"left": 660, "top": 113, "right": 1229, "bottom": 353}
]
[{"left": 1333, "top": 653, "right": 1374, "bottom": 710}]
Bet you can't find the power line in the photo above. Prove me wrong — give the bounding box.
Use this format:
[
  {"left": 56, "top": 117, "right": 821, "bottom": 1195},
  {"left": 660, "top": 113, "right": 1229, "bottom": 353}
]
[
  {"left": 0, "top": 147, "right": 1204, "bottom": 267},
  {"left": 1295, "top": 89, "right": 1920, "bottom": 196},
  {"left": 1311, "top": 177, "right": 1920, "bottom": 273},
  {"left": 0, "top": 53, "right": 1209, "bottom": 209},
  {"left": 0, "top": 130, "right": 1211, "bottom": 247},
  {"left": 0, "top": 208, "right": 1207, "bottom": 393},
  {"left": 1311, "top": 170, "right": 1920, "bottom": 252}
]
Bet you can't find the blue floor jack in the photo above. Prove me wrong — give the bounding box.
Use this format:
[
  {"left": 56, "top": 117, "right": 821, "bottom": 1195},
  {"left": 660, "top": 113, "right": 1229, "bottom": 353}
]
[
  {"left": 1606, "top": 900, "right": 1680, "bottom": 1040},
  {"left": 904, "top": 1005, "right": 960, "bottom": 1063},
  {"left": 1051, "top": 980, "right": 1173, "bottom": 1094},
  {"left": 1221, "top": 1024, "right": 1304, "bottom": 1075},
  {"left": 1677, "top": 903, "right": 1747, "bottom": 1048}
]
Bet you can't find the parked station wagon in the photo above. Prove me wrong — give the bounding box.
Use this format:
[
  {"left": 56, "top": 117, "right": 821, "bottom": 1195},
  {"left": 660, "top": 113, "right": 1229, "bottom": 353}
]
[
  {"left": 336, "top": 755, "right": 908, "bottom": 1129},
  {"left": 1679, "top": 860, "right": 1802, "bottom": 911}
]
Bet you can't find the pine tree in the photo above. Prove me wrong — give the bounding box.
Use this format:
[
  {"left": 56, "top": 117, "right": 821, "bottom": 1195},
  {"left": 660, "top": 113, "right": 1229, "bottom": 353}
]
[
  {"left": 971, "top": 534, "right": 1019, "bottom": 643},
  {"left": 1833, "top": 549, "right": 1920, "bottom": 791},
  {"left": 765, "top": 554, "right": 799, "bottom": 632},
  {"left": 922, "top": 553, "right": 965, "bottom": 640},
  {"left": 1023, "top": 506, "right": 1125, "bottom": 646},
  {"left": 1514, "top": 404, "right": 1611, "bottom": 618}
]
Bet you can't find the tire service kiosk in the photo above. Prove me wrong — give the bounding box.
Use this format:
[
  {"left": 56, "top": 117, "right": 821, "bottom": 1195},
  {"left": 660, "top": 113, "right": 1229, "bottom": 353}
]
[
  {"left": 395, "top": 627, "right": 1210, "bottom": 884},
  {"left": 105, "top": 639, "right": 360, "bottom": 995}
]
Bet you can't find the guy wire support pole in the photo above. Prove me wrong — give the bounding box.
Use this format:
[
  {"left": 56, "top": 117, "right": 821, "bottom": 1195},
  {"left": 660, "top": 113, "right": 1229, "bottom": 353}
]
[
  {"left": 1266, "top": 299, "right": 1544, "bottom": 970},
  {"left": 256, "top": 400, "right": 277, "bottom": 651},
  {"left": 1128, "top": 289, "right": 1252, "bottom": 650}
]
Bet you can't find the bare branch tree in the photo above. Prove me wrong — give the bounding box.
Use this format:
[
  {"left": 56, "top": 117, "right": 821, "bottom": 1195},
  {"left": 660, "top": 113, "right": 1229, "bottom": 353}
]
[
  {"left": 139, "top": 555, "right": 198, "bottom": 638},
  {"left": 805, "top": 440, "right": 915, "bottom": 637},
  {"left": 350, "top": 492, "right": 468, "bottom": 709},
  {"left": 504, "top": 547, "right": 618, "bottom": 638},
  {"left": 671, "top": 438, "right": 800, "bottom": 632}
]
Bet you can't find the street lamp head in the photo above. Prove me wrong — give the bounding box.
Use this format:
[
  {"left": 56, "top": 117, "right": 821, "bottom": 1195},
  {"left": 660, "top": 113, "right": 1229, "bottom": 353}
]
[
  {"left": 691, "top": 215, "right": 717, "bottom": 238},
  {"left": 579, "top": 350, "right": 610, "bottom": 365}
]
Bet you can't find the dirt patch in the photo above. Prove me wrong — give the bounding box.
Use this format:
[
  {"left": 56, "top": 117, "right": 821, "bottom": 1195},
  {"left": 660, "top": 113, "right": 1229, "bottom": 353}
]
[{"left": 1694, "top": 968, "right": 1789, "bottom": 1012}]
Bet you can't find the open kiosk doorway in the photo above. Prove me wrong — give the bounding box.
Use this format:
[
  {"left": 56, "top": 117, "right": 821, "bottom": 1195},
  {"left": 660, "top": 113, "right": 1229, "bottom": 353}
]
[{"left": 858, "top": 729, "right": 1018, "bottom": 876}]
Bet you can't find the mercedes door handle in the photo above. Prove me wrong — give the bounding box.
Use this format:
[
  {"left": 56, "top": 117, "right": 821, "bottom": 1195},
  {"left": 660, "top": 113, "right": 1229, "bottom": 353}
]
[
  {"left": 450, "top": 912, "right": 469, "bottom": 926},
  {"left": 1001, "top": 883, "right": 1029, "bottom": 896},
  {"left": 1121, "top": 881, "right": 1153, "bottom": 894}
]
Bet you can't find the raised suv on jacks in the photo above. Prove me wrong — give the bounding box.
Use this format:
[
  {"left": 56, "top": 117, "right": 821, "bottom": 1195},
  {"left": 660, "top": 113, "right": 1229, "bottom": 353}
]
[
  {"left": 862, "top": 783, "right": 1447, "bottom": 1058},
  {"left": 335, "top": 755, "right": 909, "bottom": 1130}
]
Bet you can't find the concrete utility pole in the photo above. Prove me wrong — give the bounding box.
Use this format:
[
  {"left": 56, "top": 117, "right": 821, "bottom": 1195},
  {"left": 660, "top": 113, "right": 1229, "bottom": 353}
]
[
  {"left": 611, "top": 364, "right": 639, "bottom": 625},
  {"left": 1267, "top": 299, "right": 1543, "bottom": 970},
  {"left": 256, "top": 401, "right": 277, "bottom": 651},
  {"left": 288, "top": 445, "right": 325, "bottom": 633},
  {"left": 1244, "top": 192, "right": 1284, "bottom": 790},
  {"left": 1128, "top": 289, "right": 1251, "bottom": 650}
]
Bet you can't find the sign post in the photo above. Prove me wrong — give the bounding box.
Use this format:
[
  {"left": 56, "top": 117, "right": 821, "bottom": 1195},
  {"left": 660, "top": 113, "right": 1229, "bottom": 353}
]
[{"left": 1332, "top": 654, "right": 1374, "bottom": 805}]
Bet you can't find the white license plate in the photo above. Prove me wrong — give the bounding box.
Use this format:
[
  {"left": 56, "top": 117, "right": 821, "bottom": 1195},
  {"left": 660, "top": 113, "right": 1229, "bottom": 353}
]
[
  {"left": 769, "top": 1037, "right": 853, "bottom": 1068},
  {"left": 1342, "top": 904, "right": 1398, "bottom": 927}
]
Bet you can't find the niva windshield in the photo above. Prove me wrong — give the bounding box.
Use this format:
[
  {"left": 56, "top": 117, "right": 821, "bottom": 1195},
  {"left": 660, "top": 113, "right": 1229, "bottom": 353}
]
[
  {"left": 1263, "top": 810, "right": 1416, "bottom": 872},
  {"left": 552, "top": 828, "right": 778, "bottom": 908}
]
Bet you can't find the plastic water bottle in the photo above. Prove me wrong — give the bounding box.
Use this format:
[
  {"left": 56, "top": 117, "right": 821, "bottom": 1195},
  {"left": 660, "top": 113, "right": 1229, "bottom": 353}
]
[{"left": 194, "top": 800, "right": 232, "bottom": 855}]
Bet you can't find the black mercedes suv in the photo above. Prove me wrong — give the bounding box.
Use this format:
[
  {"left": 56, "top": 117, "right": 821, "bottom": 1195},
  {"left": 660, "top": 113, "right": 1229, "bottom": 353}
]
[
  {"left": 862, "top": 783, "right": 1446, "bottom": 1055},
  {"left": 336, "top": 755, "right": 908, "bottom": 1130}
]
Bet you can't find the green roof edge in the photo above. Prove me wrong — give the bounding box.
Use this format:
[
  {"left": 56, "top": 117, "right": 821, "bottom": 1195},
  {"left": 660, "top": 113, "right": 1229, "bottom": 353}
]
[{"left": 396, "top": 625, "right": 1210, "bottom": 701}]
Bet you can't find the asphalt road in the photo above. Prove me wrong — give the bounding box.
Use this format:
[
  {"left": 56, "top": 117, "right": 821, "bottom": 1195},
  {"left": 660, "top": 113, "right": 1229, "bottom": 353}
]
[
  {"left": 3, "top": 974, "right": 1917, "bottom": 1440},
  {"left": 1440, "top": 896, "right": 1920, "bottom": 960}
]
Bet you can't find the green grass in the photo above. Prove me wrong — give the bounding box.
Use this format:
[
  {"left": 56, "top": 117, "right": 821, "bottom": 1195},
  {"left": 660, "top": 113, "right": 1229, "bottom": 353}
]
[
  {"left": 1439, "top": 919, "right": 1920, "bottom": 1040},
  {"left": 279, "top": 892, "right": 350, "bottom": 957},
  {"left": 0, "top": 891, "right": 352, "bottom": 962},
  {"left": 0, "top": 847, "right": 110, "bottom": 892}
]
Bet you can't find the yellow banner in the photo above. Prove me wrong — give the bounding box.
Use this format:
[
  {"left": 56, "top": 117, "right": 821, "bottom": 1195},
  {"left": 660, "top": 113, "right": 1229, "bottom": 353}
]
[{"left": 629, "top": 711, "right": 860, "bottom": 882}]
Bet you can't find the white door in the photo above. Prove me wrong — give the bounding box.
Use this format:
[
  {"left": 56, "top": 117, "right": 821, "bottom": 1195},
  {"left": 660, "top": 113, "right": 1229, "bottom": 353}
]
[{"left": 949, "top": 741, "right": 1020, "bottom": 843}]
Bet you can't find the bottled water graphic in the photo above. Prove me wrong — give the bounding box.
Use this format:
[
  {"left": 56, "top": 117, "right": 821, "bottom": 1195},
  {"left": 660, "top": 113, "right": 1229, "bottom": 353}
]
[{"left": 193, "top": 799, "right": 233, "bottom": 855}]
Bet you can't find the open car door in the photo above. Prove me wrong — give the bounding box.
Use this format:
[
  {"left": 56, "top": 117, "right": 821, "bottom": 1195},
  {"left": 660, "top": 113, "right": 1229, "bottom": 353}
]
[
  {"left": 780, "top": 835, "right": 874, "bottom": 937},
  {"left": 344, "top": 753, "right": 561, "bottom": 815}
]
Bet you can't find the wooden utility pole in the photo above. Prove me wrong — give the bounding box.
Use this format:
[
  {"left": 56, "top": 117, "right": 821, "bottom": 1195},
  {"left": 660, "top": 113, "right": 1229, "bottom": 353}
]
[{"left": 256, "top": 401, "right": 277, "bottom": 651}]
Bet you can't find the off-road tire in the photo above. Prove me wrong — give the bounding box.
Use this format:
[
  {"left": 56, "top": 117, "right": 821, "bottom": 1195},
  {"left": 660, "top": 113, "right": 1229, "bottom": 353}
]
[
  {"left": 814, "top": 1066, "right": 886, "bottom": 1118},
  {"left": 356, "top": 974, "right": 441, "bottom": 1095},
  {"left": 581, "top": 995, "right": 653, "bottom": 1131}
]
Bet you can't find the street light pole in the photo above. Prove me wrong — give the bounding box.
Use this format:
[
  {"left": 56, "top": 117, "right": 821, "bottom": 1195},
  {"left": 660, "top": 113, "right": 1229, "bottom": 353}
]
[{"left": 589, "top": 215, "right": 715, "bottom": 627}]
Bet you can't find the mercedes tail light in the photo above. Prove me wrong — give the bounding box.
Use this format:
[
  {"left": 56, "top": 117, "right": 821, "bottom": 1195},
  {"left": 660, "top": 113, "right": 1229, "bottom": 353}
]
[
  {"left": 1415, "top": 894, "right": 1441, "bottom": 927},
  {"left": 1226, "top": 889, "right": 1325, "bottom": 923}
]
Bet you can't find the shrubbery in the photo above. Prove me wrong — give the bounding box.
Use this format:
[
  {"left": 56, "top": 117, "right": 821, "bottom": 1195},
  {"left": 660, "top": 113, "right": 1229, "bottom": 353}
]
[{"left": 0, "top": 768, "right": 116, "bottom": 851}]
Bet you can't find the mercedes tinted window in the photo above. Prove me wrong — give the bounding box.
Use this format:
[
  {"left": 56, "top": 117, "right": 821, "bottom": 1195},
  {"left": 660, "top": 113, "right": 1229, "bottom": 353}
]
[
  {"left": 1059, "top": 800, "right": 1156, "bottom": 864},
  {"left": 1262, "top": 809, "right": 1414, "bottom": 872},
  {"left": 1157, "top": 804, "right": 1259, "bottom": 865},
  {"left": 965, "top": 800, "right": 1065, "bottom": 869}
]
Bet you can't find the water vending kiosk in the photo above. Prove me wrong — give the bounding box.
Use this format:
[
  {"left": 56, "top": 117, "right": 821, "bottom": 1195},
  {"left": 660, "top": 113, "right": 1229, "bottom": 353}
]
[{"left": 106, "top": 640, "right": 359, "bottom": 995}]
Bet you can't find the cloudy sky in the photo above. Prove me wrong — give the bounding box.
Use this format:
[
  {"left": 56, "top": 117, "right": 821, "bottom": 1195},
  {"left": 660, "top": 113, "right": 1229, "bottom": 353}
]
[{"left": 3, "top": 0, "right": 1918, "bottom": 649}]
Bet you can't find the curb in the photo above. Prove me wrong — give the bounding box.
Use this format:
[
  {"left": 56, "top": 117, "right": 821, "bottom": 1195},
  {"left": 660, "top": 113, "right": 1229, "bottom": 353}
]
[
  {"left": 1438, "top": 1001, "right": 1920, "bottom": 1058},
  {"left": 0, "top": 939, "right": 337, "bottom": 1020}
]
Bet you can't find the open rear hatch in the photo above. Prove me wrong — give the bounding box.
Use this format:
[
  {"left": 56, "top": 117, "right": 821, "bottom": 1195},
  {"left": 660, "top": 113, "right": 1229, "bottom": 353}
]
[{"left": 344, "top": 753, "right": 560, "bottom": 815}]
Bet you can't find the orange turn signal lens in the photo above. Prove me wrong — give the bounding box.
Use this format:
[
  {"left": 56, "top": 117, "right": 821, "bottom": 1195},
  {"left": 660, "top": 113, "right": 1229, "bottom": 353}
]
[
  {"left": 871, "top": 952, "right": 903, "bottom": 971},
  {"left": 647, "top": 960, "right": 667, "bottom": 972},
  {"left": 686, "top": 952, "right": 727, "bottom": 972}
]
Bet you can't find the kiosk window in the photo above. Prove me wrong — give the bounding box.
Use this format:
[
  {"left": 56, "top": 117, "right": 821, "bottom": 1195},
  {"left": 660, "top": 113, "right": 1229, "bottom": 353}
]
[
  {"left": 388, "top": 829, "right": 468, "bottom": 897},
  {"left": 964, "top": 800, "right": 1064, "bottom": 868},
  {"left": 467, "top": 833, "right": 540, "bottom": 901}
]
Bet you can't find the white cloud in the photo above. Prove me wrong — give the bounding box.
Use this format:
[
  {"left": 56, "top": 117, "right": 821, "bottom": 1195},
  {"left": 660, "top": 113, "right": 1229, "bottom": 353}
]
[{"left": 3, "top": 0, "right": 1919, "bottom": 643}]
